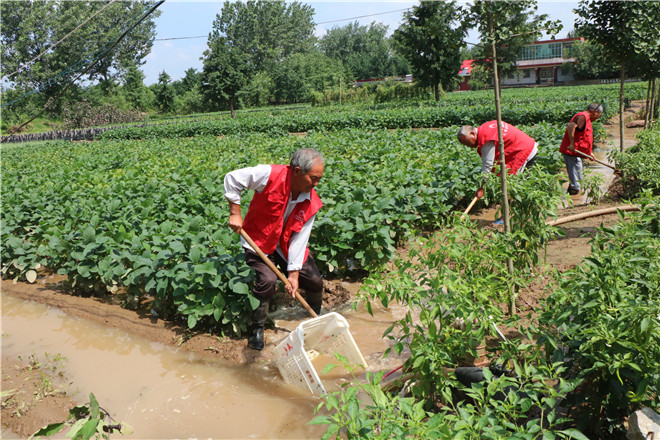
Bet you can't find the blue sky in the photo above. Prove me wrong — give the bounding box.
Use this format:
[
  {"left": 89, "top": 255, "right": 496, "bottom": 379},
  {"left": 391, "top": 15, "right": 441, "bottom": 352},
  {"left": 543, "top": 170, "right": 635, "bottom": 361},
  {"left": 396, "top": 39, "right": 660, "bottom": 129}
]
[{"left": 142, "top": 0, "right": 579, "bottom": 85}]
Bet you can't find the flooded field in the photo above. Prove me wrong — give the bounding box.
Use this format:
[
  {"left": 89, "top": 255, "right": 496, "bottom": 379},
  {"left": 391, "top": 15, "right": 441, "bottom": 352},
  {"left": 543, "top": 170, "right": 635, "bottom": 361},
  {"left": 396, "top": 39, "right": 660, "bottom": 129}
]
[{"left": 2, "top": 291, "right": 406, "bottom": 439}]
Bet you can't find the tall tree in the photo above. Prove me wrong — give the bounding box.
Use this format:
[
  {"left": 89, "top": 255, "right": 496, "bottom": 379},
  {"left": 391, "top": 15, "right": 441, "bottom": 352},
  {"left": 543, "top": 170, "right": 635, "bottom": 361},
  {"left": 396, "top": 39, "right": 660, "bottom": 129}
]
[
  {"left": 210, "top": 0, "right": 315, "bottom": 74},
  {"left": 201, "top": 36, "right": 249, "bottom": 117},
  {"left": 154, "top": 71, "right": 174, "bottom": 114},
  {"left": 1, "top": 1, "right": 160, "bottom": 104},
  {"left": 575, "top": 0, "right": 660, "bottom": 150},
  {"left": 392, "top": 1, "right": 468, "bottom": 100},
  {"left": 320, "top": 21, "right": 408, "bottom": 80},
  {"left": 201, "top": 0, "right": 315, "bottom": 114},
  {"left": 122, "top": 65, "right": 149, "bottom": 110}
]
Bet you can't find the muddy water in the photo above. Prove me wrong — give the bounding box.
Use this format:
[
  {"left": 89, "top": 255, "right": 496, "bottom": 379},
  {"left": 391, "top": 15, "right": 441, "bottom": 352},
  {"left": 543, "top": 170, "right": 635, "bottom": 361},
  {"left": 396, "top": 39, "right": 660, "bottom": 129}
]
[{"left": 2, "top": 292, "right": 406, "bottom": 439}]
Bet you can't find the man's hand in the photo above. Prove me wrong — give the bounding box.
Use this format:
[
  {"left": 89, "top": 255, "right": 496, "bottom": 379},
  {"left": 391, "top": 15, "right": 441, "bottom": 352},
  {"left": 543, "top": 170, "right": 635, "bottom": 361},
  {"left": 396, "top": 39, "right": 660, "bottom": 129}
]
[
  {"left": 227, "top": 202, "right": 243, "bottom": 233},
  {"left": 228, "top": 213, "right": 243, "bottom": 233},
  {"left": 568, "top": 143, "right": 576, "bottom": 153},
  {"left": 286, "top": 270, "right": 300, "bottom": 298},
  {"left": 475, "top": 187, "right": 484, "bottom": 199}
]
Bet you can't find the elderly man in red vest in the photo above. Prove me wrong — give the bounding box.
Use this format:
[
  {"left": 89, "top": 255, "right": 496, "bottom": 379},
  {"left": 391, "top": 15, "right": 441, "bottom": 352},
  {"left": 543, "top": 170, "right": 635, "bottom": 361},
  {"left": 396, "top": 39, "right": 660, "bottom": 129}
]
[
  {"left": 458, "top": 120, "right": 538, "bottom": 223},
  {"left": 224, "top": 148, "right": 325, "bottom": 350},
  {"left": 559, "top": 103, "right": 602, "bottom": 195}
]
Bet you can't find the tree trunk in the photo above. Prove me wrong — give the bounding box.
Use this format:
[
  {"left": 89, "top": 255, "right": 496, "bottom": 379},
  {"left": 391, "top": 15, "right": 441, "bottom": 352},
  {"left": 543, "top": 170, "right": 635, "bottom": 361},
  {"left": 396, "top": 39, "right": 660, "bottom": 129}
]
[
  {"left": 488, "top": 13, "right": 515, "bottom": 314},
  {"left": 619, "top": 60, "right": 625, "bottom": 152},
  {"left": 434, "top": 83, "right": 440, "bottom": 101},
  {"left": 229, "top": 99, "right": 235, "bottom": 119},
  {"left": 651, "top": 77, "right": 658, "bottom": 126},
  {"left": 644, "top": 79, "right": 652, "bottom": 129}
]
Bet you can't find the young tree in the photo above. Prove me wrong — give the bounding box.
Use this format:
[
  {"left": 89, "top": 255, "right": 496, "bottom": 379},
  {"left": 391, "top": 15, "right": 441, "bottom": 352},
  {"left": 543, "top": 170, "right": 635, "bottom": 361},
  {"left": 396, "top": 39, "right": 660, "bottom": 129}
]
[
  {"left": 467, "top": 0, "right": 561, "bottom": 314},
  {"left": 320, "top": 21, "right": 408, "bottom": 80},
  {"left": 392, "top": 1, "right": 468, "bottom": 100},
  {"left": 575, "top": 0, "right": 660, "bottom": 150}
]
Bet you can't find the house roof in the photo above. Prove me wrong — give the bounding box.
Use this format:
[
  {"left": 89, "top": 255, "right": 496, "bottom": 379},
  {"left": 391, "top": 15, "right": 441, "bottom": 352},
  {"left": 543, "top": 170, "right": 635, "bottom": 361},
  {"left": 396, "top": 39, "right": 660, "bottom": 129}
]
[{"left": 458, "top": 59, "right": 474, "bottom": 76}]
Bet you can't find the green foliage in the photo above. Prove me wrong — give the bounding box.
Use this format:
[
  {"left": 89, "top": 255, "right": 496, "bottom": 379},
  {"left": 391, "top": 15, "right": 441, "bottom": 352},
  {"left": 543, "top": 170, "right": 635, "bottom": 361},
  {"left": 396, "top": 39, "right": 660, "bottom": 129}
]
[
  {"left": 312, "top": 369, "right": 452, "bottom": 439},
  {"left": 122, "top": 65, "right": 150, "bottom": 111},
  {"left": 339, "top": 209, "right": 590, "bottom": 439},
  {"left": 575, "top": 1, "right": 660, "bottom": 70},
  {"left": 201, "top": 34, "right": 250, "bottom": 114},
  {"left": 272, "top": 51, "right": 346, "bottom": 104},
  {"left": 154, "top": 71, "right": 175, "bottom": 114},
  {"left": 393, "top": 2, "right": 468, "bottom": 100},
  {"left": 0, "top": 1, "right": 160, "bottom": 108},
  {"left": 539, "top": 198, "right": 660, "bottom": 437},
  {"left": 571, "top": 40, "right": 620, "bottom": 80},
  {"left": 613, "top": 125, "right": 660, "bottom": 196},
  {"left": 319, "top": 21, "right": 409, "bottom": 80},
  {"left": 31, "top": 393, "right": 133, "bottom": 440},
  {"left": 483, "top": 167, "right": 564, "bottom": 270}
]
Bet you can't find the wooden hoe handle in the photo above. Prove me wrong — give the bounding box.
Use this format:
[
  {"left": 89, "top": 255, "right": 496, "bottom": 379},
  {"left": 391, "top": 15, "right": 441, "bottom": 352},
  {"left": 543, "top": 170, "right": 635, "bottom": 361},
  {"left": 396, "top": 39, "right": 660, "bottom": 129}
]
[
  {"left": 240, "top": 229, "right": 318, "bottom": 318},
  {"left": 574, "top": 150, "right": 617, "bottom": 171},
  {"left": 462, "top": 196, "right": 479, "bottom": 218}
]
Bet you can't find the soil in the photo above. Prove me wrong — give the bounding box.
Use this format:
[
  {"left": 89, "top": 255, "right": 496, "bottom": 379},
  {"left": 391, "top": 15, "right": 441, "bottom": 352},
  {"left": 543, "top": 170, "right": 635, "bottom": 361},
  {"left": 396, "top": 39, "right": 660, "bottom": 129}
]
[{"left": 0, "top": 102, "right": 647, "bottom": 438}]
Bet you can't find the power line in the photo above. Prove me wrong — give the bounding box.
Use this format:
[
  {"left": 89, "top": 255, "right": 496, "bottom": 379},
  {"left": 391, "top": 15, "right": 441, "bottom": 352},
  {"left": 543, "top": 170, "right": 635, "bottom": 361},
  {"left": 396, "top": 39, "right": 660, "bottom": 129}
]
[
  {"left": 315, "top": 7, "right": 412, "bottom": 25},
  {"left": 152, "top": 7, "right": 414, "bottom": 42}
]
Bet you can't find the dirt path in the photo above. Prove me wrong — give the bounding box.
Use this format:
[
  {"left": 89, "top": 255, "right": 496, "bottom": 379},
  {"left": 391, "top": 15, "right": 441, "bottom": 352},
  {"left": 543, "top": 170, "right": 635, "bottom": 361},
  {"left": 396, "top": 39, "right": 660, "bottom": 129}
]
[{"left": 0, "top": 103, "right": 647, "bottom": 437}]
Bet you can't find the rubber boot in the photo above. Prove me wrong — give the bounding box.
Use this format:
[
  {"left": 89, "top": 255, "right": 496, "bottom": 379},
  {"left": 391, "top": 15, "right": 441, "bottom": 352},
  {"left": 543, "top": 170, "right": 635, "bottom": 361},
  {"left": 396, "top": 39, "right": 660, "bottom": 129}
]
[{"left": 247, "top": 300, "right": 269, "bottom": 351}]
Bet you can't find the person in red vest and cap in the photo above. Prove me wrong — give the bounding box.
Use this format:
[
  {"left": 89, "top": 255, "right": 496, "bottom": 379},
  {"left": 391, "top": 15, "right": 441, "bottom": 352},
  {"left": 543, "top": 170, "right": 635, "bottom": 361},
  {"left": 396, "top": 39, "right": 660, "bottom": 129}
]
[
  {"left": 457, "top": 120, "right": 538, "bottom": 224},
  {"left": 224, "top": 148, "right": 325, "bottom": 350},
  {"left": 559, "top": 103, "right": 602, "bottom": 195}
]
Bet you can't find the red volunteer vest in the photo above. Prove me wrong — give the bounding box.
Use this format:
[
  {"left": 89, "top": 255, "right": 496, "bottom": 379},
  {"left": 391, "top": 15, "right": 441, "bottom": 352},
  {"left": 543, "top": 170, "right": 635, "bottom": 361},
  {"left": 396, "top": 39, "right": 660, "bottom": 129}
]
[
  {"left": 242, "top": 165, "right": 323, "bottom": 262},
  {"left": 476, "top": 121, "right": 535, "bottom": 175},
  {"left": 560, "top": 111, "right": 593, "bottom": 156}
]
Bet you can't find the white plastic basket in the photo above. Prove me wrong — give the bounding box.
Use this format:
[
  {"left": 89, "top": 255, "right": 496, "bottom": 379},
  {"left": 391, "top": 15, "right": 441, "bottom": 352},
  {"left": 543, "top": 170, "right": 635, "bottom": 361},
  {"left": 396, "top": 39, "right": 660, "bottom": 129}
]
[{"left": 273, "top": 312, "right": 367, "bottom": 395}]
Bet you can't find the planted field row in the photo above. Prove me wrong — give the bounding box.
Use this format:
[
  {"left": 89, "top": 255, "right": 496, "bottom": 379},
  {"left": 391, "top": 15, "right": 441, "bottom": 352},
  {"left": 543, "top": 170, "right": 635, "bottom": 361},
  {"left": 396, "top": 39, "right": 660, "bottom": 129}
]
[
  {"left": 96, "top": 82, "right": 645, "bottom": 140},
  {"left": 1, "top": 124, "right": 563, "bottom": 332},
  {"left": 99, "top": 101, "right": 600, "bottom": 140}
]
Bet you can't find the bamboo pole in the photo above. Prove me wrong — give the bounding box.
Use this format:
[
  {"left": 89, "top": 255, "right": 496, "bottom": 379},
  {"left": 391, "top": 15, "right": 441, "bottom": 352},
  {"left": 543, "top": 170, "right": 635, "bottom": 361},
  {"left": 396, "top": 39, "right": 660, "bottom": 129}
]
[{"left": 546, "top": 205, "right": 639, "bottom": 226}]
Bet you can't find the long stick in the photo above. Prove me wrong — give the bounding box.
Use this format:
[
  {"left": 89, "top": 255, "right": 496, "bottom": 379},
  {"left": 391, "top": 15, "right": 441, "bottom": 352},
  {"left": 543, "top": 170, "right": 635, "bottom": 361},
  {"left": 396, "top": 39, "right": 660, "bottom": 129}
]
[
  {"left": 462, "top": 196, "right": 479, "bottom": 218},
  {"left": 573, "top": 150, "right": 617, "bottom": 171},
  {"left": 546, "top": 205, "right": 639, "bottom": 226},
  {"left": 240, "top": 229, "right": 317, "bottom": 318}
]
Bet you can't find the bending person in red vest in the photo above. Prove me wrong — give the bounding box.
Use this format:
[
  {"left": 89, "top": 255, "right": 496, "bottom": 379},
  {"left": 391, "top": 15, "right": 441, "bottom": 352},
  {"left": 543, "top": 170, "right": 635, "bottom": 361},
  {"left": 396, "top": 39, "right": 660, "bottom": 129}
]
[
  {"left": 224, "top": 148, "right": 325, "bottom": 350},
  {"left": 458, "top": 121, "right": 538, "bottom": 222},
  {"left": 559, "top": 103, "right": 602, "bottom": 195}
]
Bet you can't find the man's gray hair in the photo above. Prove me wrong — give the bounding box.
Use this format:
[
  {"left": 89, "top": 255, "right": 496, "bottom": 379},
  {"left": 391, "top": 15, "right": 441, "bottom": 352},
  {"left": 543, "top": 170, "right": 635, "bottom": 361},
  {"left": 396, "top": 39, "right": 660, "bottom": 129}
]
[
  {"left": 587, "top": 102, "right": 603, "bottom": 113},
  {"left": 290, "top": 148, "right": 323, "bottom": 173},
  {"left": 457, "top": 125, "right": 475, "bottom": 141}
]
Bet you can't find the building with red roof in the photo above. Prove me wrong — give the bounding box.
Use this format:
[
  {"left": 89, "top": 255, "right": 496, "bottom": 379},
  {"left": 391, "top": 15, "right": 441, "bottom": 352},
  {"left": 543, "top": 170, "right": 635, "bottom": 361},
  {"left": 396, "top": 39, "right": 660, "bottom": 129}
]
[{"left": 458, "top": 37, "right": 583, "bottom": 91}]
